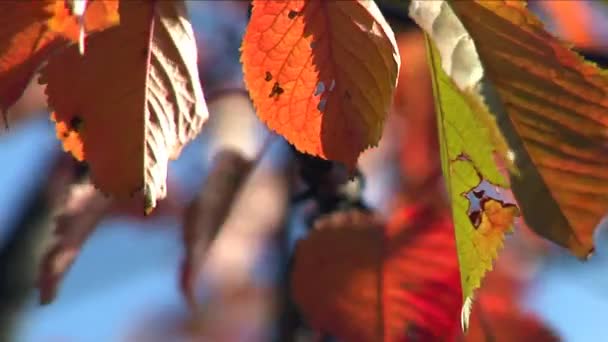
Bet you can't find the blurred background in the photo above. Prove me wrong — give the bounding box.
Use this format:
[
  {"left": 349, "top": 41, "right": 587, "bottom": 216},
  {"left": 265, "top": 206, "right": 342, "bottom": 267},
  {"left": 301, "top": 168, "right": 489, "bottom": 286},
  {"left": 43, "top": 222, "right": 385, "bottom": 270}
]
[{"left": 0, "top": 1, "right": 607, "bottom": 341}]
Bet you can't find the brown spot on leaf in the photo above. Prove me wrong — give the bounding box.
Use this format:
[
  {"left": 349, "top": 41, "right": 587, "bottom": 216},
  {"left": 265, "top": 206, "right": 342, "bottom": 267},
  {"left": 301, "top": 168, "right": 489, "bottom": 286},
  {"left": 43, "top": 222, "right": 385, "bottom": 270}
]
[
  {"left": 269, "top": 81, "right": 284, "bottom": 99},
  {"left": 69, "top": 116, "right": 83, "bottom": 132},
  {"left": 264, "top": 71, "right": 272, "bottom": 82},
  {"left": 288, "top": 9, "right": 299, "bottom": 19}
]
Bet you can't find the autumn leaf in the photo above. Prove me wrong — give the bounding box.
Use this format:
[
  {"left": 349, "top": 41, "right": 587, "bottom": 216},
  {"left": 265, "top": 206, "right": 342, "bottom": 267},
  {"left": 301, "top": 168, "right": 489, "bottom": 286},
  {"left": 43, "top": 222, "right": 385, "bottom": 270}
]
[
  {"left": 409, "top": 30, "right": 518, "bottom": 323},
  {"left": 38, "top": 182, "right": 111, "bottom": 304},
  {"left": 40, "top": 0, "right": 208, "bottom": 213},
  {"left": 181, "top": 149, "right": 253, "bottom": 311},
  {"left": 241, "top": 0, "right": 400, "bottom": 168},
  {"left": 291, "top": 206, "right": 462, "bottom": 341},
  {"left": 0, "top": 0, "right": 118, "bottom": 114}
]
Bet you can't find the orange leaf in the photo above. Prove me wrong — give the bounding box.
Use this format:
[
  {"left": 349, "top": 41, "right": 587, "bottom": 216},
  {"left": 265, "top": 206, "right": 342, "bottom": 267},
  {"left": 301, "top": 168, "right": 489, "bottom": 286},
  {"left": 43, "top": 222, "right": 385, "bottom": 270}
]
[
  {"left": 241, "top": 0, "right": 400, "bottom": 168},
  {"left": 40, "top": 0, "right": 208, "bottom": 212},
  {"left": 291, "top": 206, "right": 461, "bottom": 341},
  {"left": 0, "top": 0, "right": 118, "bottom": 113}
]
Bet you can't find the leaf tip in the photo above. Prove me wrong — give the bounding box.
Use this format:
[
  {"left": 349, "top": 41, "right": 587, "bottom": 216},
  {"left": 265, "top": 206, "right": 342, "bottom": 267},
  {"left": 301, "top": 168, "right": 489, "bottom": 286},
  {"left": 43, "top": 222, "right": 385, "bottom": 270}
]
[
  {"left": 582, "top": 246, "right": 595, "bottom": 261},
  {"left": 461, "top": 295, "right": 474, "bottom": 333},
  {"left": 143, "top": 184, "right": 156, "bottom": 216}
]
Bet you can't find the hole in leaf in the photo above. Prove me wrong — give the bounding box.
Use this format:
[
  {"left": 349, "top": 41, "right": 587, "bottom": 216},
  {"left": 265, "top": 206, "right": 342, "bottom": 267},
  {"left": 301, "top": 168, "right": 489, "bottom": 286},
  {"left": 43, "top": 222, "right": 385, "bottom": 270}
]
[
  {"left": 464, "top": 180, "right": 515, "bottom": 229},
  {"left": 317, "top": 98, "right": 327, "bottom": 112},
  {"left": 314, "top": 81, "right": 325, "bottom": 96}
]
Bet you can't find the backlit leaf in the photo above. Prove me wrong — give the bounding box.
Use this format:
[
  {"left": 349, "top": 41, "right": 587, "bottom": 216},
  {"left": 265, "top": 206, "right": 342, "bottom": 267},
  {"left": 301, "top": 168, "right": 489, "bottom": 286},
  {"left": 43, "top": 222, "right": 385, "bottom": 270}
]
[
  {"left": 0, "top": 0, "right": 118, "bottom": 113},
  {"left": 420, "top": 34, "right": 518, "bottom": 312},
  {"left": 241, "top": 0, "right": 400, "bottom": 168},
  {"left": 40, "top": 0, "right": 208, "bottom": 212},
  {"left": 291, "top": 206, "right": 462, "bottom": 341}
]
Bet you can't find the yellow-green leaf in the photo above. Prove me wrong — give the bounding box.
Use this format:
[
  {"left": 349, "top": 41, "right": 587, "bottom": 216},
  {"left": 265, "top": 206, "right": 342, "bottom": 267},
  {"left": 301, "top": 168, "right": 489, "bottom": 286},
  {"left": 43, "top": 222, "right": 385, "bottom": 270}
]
[{"left": 424, "top": 35, "right": 518, "bottom": 319}]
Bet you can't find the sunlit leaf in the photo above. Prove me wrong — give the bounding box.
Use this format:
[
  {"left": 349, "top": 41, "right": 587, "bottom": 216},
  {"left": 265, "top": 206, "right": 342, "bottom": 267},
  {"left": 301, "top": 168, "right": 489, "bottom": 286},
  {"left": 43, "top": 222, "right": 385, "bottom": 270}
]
[
  {"left": 241, "top": 0, "right": 400, "bottom": 168},
  {"left": 420, "top": 33, "right": 518, "bottom": 317}
]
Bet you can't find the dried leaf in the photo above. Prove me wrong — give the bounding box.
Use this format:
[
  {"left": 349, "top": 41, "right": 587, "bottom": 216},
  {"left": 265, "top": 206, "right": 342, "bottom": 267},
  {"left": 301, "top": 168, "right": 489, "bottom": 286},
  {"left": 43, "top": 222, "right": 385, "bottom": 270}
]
[
  {"left": 0, "top": 0, "right": 118, "bottom": 113},
  {"left": 291, "top": 206, "right": 462, "bottom": 341},
  {"left": 181, "top": 149, "right": 253, "bottom": 310},
  {"left": 38, "top": 182, "right": 111, "bottom": 304},
  {"left": 241, "top": 0, "right": 400, "bottom": 168},
  {"left": 41, "top": 0, "right": 208, "bottom": 212}
]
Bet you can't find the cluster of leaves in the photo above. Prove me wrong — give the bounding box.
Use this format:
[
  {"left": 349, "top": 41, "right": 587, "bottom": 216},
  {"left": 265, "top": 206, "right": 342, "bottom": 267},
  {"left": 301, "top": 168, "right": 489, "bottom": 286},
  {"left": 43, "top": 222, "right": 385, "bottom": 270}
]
[{"left": 1, "top": 0, "right": 607, "bottom": 339}]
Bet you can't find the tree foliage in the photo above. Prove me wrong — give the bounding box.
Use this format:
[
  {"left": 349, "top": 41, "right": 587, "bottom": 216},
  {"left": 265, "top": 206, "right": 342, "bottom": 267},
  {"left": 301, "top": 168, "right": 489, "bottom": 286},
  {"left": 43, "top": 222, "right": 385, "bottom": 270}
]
[{"left": 1, "top": 0, "right": 604, "bottom": 340}]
